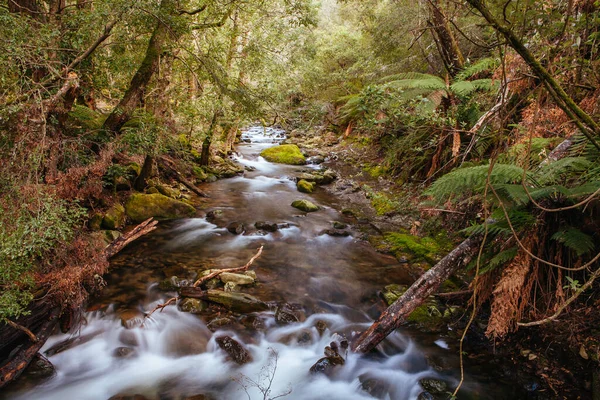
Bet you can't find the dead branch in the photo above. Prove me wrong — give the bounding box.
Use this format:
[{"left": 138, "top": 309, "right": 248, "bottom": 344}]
[
  {"left": 193, "top": 245, "right": 263, "bottom": 287},
  {"left": 104, "top": 217, "right": 158, "bottom": 259}
]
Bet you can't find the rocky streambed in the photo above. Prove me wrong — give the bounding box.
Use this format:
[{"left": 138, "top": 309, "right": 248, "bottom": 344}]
[{"left": 3, "top": 126, "right": 528, "bottom": 400}]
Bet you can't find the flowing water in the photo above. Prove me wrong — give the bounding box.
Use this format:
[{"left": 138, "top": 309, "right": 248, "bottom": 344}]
[{"left": 5, "top": 127, "right": 519, "bottom": 400}]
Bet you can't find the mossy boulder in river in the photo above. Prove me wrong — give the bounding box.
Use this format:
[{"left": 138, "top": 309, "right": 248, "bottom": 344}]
[
  {"left": 297, "top": 179, "right": 315, "bottom": 193},
  {"left": 291, "top": 199, "right": 319, "bottom": 212},
  {"left": 260, "top": 144, "right": 306, "bottom": 165},
  {"left": 125, "top": 193, "right": 195, "bottom": 223}
]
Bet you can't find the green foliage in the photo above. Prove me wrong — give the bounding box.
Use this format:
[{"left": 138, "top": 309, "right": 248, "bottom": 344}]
[
  {"left": 455, "top": 57, "right": 500, "bottom": 81},
  {"left": 0, "top": 195, "right": 85, "bottom": 321},
  {"left": 551, "top": 228, "right": 596, "bottom": 257},
  {"left": 425, "top": 164, "right": 528, "bottom": 202}
]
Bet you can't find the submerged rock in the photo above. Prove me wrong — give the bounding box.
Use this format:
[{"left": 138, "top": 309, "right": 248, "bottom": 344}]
[
  {"left": 359, "top": 374, "right": 390, "bottom": 399},
  {"left": 291, "top": 199, "right": 319, "bottom": 212},
  {"left": 23, "top": 354, "right": 55, "bottom": 380},
  {"left": 320, "top": 228, "right": 350, "bottom": 237},
  {"left": 260, "top": 144, "right": 306, "bottom": 165},
  {"left": 125, "top": 193, "right": 195, "bottom": 223},
  {"left": 215, "top": 336, "right": 252, "bottom": 365},
  {"left": 113, "top": 347, "right": 136, "bottom": 358}
]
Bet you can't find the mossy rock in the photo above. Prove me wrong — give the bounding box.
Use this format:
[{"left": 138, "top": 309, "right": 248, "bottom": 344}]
[
  {"left": 127, "top": 162, "right": 141, "bottom": 177},
  {"left": 67, "top": 105, "right": 106, "bottom": 131},
  {"left": 291, "top": 199, "right": 319, "bottom": 212},
  {"left": 384, "top": 232, "right": 443, "bottom": 264},
  {"left": 297, "top": 179, "right": 315, "bottom": 193},
  {"left": 101, "top": 204, "right": 125, "bottom": 230},
  {"left": 157, "top": 184, "right": 180, "bottom": 199},
  {"left": 260, "top": 144, "right": 306, "bottom": 165},
  {"left": 125, "top": 193, "right": 195, "bottom": 223}
]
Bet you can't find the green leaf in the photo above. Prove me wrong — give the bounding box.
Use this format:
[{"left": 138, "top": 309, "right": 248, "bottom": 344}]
[{"left": 551, "top": 228, "right": 595, "bottom": 256}]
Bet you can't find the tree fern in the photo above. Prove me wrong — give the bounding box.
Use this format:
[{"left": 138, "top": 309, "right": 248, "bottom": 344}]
[
  {"left": 535, "top": 156, "right": 594, "bottom": 185},
  {"left": 425, "top": 163, "right": 529, "bottom": 202},
  {"left": 450, "top": 79, "right": 498, "bottom": 97},
  {"left": 551, "top": 228, "right": 595, "bottom": 256},
  {"left": 455, "top": 57, "right": 500, "bottom": 81},
  {"left": 480, "top": 246, "right": 518, "bottom": 274}
]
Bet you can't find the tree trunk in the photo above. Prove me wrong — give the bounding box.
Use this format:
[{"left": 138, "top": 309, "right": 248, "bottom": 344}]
[
  {"left": 134, "top": 154, "right": 154, "bottom": 191},
  {"left": 102, "top": 0, "right": 177, "bottom": 133},
  {"left": 427, "top": 0, "right": 464, "bottom": 77},
  {"left": 352, "top": 235, "right": 482, "bottom": 353}
]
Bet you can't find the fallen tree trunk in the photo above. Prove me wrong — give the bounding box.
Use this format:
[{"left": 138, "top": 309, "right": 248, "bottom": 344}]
[
  {"left": 0, "top": 308, "right": 60, "bottom": 389},
  {"left": 104, "top": 217, "right": 158, "bottom": 259},
  {"left": 352, "top": 235, "right": 482, "bottom": 353}
]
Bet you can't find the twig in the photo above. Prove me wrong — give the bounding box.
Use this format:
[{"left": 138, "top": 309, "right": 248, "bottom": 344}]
[
  {"left": 143, "top": 297, "right": 177, "bottom": 323},
  {"left": 5, "top": 319, "right": 38, "bottom": 342},
  {"left": 193, "top": 245, "right": 263, "bottom": 287}
]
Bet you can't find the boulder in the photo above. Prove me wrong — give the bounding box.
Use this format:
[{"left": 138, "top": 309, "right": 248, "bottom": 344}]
[
  {"left": 306, "top": 155, "right": 325, "bottom": 165},
  {"left": 215, "top": 336, "right": 252, "bottom": 365},
  {"left": 260, "top": 144, "right": 306, "bottom": 165},
  {"left": 320, "top": 229, "right": 350, "bottom": 237},
  {"left": 88, "top": 213, "right": 103, "bottom": 230},
  {"left": 113, "top": 347, "right": 136, "bottom": 358},
  {"left": 309, "top": 354, "right": 345, "bottom": 376},
  {"left": 146, "top": 187, "right": 159, "bottom": 194},
  {"left": 224, "top": 282, "right": 239, "bottom": 292},
  {"left": 291, "top": 199, "right": 319, "bottom": 212},
  {"left": 419, "top": 378, "right": 448, "bottom": 395},
  {"left": 297, "top": 179, "right": 315, "bottom": 193},
  {"left": 102, "top": 203, "right": 125, "bottom": 230},
  {"left": 205, "top": 290, "right": 269, "bottom": 313},
  {"left": 220, "top": 272, "right": 255, "bottom": 285},
  {"left": 125, "top": 193, "right": 195, "bottom": 223},
  {"left": 23, "top": 353, "right": 55, "bottom": 380},
  {"left": 333, "top": 221, "right": 347, "bottom": 229}
]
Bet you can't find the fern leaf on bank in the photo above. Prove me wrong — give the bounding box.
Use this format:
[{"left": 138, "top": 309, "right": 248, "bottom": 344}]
[
  {"left": 450, "top": 79, "right": 498, "bottom": 96},
  {"left": 480, "top": 247, "right": 519, "bottom": 274},
  {"left": 425, "top": 163, "right": 529, "bottom": 202},
  {"left": 551, "top": 228, "right": 595, "bottom": 256}
]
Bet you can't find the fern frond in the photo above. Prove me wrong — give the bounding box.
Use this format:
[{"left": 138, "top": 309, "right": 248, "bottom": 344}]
[
  {"left": 450, "top": 79, "right": 497, "bottom": 97},
  {"left": 551, "top": 228, "right": 595, "bottom": 256},
  {"left": 426, "top": 164, "right": 530, "bottom": 202},
  {"left": 536, "top": 156, "right": 594, "bottom": 185},
  {"left": 379, "top": 72, "right": 441, "bottom": 83},
  {"left": 383, "top": 76, "right": 445, "bottom": 92},
  {"left": 480, "top": 247, "right": 518, "bottom": 274},
  {"left": 494, "top": 184, "right": 530, "bottom": 206},
  {"left": 456, "top": 57, "right": 500, "bottom": 81},
  {"left": 567, "top": 181, "right": 600, "bottom": 198}
]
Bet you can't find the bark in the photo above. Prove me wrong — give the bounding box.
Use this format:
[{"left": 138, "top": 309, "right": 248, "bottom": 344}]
[
  {"left": 427, "top": 0, "right": 464, "bottom": 77},
  {"left": 134, "top": 154, "right": 154, "bottom": 191},
  {"left": 465, "top": 0, "right": 600, "bottom": 151},
  {"left": 200, "top": 111, "right": 220, "bottom": 167},
  {"left": 103, "top": 0, "right": 177, "bottom": 133},
  {"left": 104, "top": 217, "right": 158, "bottom": 259},
  {"left": 8, "top": 0, "right": 44, "bottom": 20},
  {"left": 0, "top": 308, "right": 60, "bottom": 389},
  {"left": 352, "top": 235, "right": 482, "bottom": 353}
]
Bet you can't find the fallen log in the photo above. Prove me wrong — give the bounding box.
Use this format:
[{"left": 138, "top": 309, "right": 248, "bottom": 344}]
[
  {"left": 0, "top": 308, "right": 60, "bottom": 389},
  {"left": 104, "top": 217, "right": 158, "bottom": 259},
  {"left": 352, "top": 235, "right": 482, "bottom": 353}
]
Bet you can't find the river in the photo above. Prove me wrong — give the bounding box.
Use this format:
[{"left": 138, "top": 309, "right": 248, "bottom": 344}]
[{"left": 4, "top": 127, "right": 519, "bottom": 400}]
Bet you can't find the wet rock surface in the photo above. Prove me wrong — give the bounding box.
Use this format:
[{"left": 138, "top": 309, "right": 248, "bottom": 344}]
[{"left": 215, "top": 336, "right": 252, "bottom": 365}]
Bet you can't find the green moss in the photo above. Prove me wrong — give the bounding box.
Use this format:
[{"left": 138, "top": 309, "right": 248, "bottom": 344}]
[
  {"left": 362, "top": 185, "right": 399, "bottom": 216},
  {"left": 297, "top": 179, "right": 315, "bottom": 193},
  {"left": 125, "top": 193, "right": 195, "bottom": 223},
  {"left": 68, "top": 105, "right": 106, "bottom": 130},
  {"left": 384, "top": 232, "right": 443, "bottom": 263},
  {"left": 291, "top": 199, "right": 319, "bottom": 212},
  {"left": 260, "top": 144, "right": 306, "bottom": 165},
  {"left": 364, "top": 164, "right": 387, "bottom": 178},
  {"left": 101, "top": 203, "right": 125, "bottom": 230}
]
